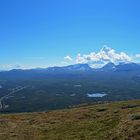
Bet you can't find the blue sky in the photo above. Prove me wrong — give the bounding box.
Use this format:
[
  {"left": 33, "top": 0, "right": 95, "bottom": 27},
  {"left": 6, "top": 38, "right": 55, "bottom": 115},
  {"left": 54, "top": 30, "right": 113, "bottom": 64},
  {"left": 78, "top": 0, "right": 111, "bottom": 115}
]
[{"left": 0, "top": 0, "right": 140, "bottom": 69}]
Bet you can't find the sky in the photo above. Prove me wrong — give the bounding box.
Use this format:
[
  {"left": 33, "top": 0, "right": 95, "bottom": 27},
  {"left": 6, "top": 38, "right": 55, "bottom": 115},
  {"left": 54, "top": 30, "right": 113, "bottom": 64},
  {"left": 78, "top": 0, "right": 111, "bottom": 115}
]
[{"left": 0, "top": 0, "right": 140, "bottom": 69}]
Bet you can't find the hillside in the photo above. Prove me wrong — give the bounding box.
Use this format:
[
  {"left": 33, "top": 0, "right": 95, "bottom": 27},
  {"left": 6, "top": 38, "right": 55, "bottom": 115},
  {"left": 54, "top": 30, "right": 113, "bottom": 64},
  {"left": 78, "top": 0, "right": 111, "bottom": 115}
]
[{"left": 0, "top": 100, "right": 139, "bottom": 140}]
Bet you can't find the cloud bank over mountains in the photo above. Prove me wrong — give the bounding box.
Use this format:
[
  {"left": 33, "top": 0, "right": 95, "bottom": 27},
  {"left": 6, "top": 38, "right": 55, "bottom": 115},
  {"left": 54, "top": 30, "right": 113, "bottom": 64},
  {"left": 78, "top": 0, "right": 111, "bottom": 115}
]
[
  {"left": 0, "top": 46, "right": 139, "bottom": 70},
  {"left": 136, "top": 54, "right": 140, "bottom": 58},
  {"left": 64, "top": 46, "right": 136, "bottom": 68},
  {"left": 0, "top": 64, "right": 26, "bottom": 71},
  {"left": 64, "top": 56, "right": 73, "bottom": 62}
]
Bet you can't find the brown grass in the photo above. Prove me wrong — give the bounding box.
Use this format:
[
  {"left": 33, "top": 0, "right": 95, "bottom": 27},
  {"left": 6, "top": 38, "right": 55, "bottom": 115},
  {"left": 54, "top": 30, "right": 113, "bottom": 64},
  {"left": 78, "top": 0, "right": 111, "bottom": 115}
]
[{"left": 0, "top": 100, "right": 139, "bottom": 140}]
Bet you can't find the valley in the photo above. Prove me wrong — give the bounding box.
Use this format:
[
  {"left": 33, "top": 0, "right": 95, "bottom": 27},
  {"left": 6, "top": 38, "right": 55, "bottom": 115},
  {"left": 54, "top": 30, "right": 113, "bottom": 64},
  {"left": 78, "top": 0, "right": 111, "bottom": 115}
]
[{"left": 0, "top": 63, "right": 140, "bottom": 113}]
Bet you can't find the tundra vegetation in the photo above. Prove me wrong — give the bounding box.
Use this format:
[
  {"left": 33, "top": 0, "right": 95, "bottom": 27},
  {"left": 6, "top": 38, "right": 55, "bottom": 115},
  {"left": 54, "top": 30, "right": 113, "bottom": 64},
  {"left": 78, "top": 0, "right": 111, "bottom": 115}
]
[{"left": 0, "top": 100, "right": 139, "bottom": 140}]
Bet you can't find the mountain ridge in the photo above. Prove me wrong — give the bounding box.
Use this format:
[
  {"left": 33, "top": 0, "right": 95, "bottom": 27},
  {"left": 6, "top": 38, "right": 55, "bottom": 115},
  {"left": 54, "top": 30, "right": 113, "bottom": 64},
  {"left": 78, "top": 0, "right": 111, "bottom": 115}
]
[{"left": 1, "top": 62, "right": 140, "bottom": 74}]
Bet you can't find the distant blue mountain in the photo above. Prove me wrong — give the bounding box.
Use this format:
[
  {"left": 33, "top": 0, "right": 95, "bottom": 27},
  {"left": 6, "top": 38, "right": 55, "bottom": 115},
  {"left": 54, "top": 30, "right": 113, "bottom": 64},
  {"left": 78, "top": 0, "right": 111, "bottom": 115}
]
[
  {"left": 115, "top": 62, "right": 140, "bottom": 71},
  {"left": 101, "top": 62, "right": 116, "bottom": 71},
  {"left": 46, "top": 63, "right": 93, "bottom": 72},
  {"left": 98, "top": 62, "right": 140, "bottom": 72},
  {"left": 1, "top": 62, "right": 140, "bottom": 76}
]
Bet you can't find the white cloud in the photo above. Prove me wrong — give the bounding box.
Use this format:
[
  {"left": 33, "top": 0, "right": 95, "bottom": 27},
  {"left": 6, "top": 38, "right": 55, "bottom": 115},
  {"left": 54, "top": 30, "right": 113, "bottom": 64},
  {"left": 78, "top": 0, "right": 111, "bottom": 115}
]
[
  {"left": 75, "top": 46, "right": 131, "bottom": 65},
  {"left": 64, "top": 55, "right": 73, "bottom": 62},
  {"left": 65, "top": 45, "right": 132, "bottom": 68},
  {"left": 0, "top": 64, "right": 26, "bottom": 70},
  {"left": 136, "top": 54, "right": 140, "bottom": 58}
]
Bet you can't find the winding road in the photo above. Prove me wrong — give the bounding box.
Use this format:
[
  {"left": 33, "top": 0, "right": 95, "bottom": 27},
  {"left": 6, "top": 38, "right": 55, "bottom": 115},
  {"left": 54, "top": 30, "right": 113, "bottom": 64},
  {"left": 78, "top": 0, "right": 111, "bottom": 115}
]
[{"left": 0, "top": 86, "right": 27, "bottom": 110}]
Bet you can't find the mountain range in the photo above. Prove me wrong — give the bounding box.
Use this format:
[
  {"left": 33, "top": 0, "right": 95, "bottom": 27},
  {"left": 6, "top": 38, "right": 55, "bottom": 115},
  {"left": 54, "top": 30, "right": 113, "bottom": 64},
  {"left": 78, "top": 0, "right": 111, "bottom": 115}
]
[
  {"left": 48, "top": 62, "right": 140, "bottom": 72},
  {"left": 2, "top": 62, "right": 140, "bottom": 74}
]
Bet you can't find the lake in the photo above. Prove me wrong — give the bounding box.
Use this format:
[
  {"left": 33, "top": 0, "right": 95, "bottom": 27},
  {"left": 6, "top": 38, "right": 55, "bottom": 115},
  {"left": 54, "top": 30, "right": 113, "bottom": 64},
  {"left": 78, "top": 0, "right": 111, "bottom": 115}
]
[{"left": 87, "top": 92, "right": 107, "bottom": 98}]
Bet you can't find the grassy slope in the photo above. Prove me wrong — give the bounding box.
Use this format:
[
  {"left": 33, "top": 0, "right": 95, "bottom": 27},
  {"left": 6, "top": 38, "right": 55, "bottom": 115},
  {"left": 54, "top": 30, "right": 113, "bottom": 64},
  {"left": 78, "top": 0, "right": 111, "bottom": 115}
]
[{"left": 0, "top": 100, "right": 139, "bottom": 140}]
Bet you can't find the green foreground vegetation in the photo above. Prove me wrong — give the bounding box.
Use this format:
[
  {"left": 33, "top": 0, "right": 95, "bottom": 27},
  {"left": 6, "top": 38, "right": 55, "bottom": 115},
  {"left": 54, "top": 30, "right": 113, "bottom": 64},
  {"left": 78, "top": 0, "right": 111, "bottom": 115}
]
[{"left": 0, "top": 100, "right": 140, "bottom": 140}]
